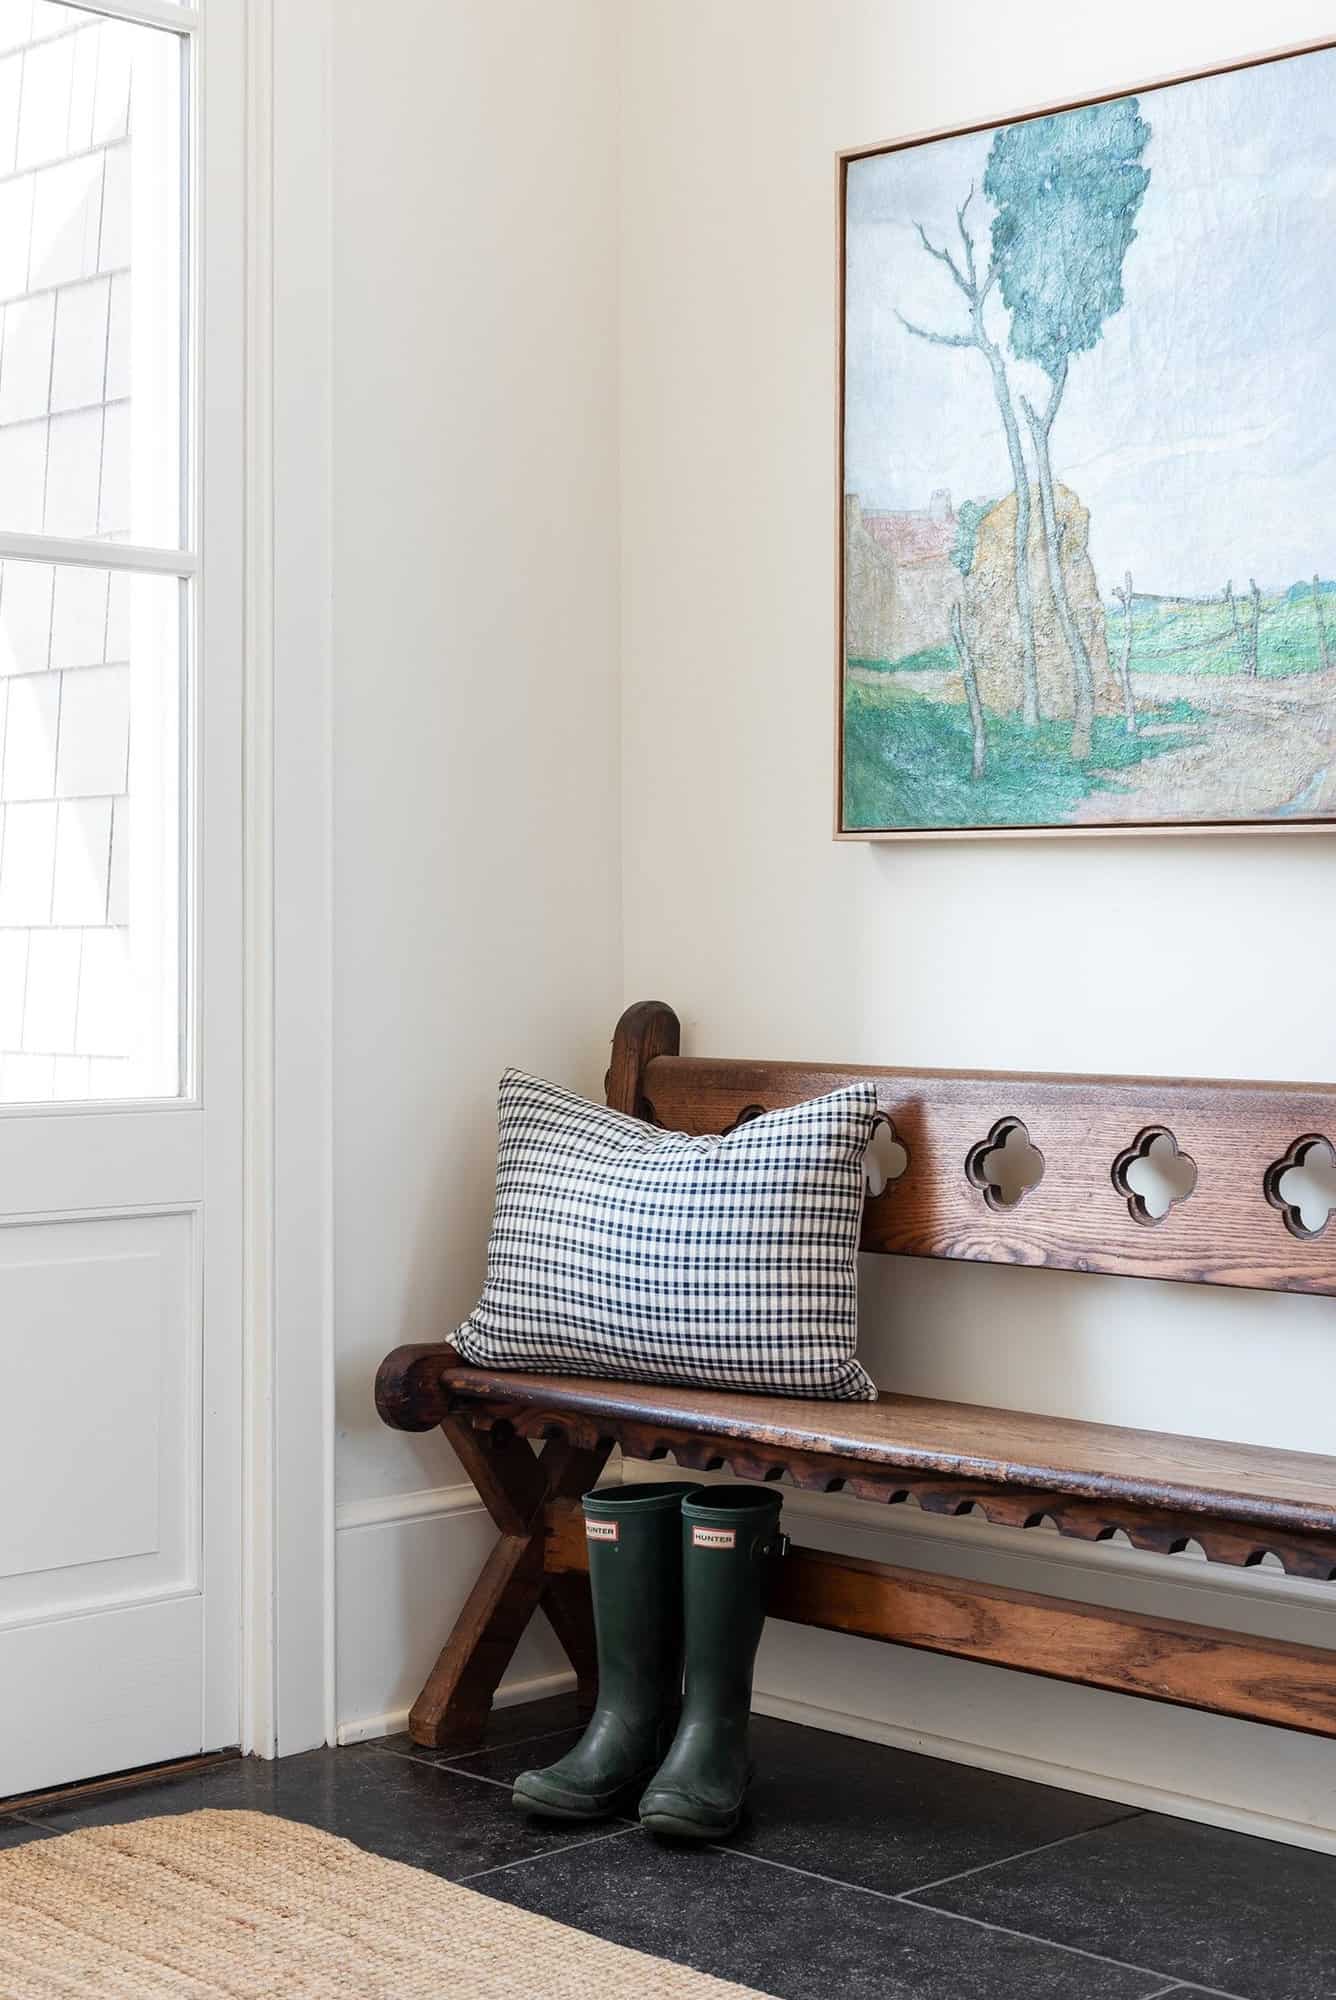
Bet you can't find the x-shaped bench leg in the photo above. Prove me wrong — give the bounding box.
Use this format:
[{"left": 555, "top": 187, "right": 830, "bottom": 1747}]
[{"left": 406, "top": 1418, "right": 611, "bottom": 1750}]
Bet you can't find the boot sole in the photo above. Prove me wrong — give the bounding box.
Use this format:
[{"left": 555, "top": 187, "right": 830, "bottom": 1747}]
[
  {"left": 639, "top": 1808, "right": 740, "bottom": 1841},
  {"left": 511, "top": 1795, "right": 609, "bottom": 1822},
  {"left": 512, "top": 1778, "right": 645, "bottom": 1822}
]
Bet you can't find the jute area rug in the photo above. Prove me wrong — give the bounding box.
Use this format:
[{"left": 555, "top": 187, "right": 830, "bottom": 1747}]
[{"left": 0, "top": 1809, "right": 771, "bottom": 1999}]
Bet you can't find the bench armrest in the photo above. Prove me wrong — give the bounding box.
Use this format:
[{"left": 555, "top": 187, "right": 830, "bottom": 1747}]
[{"left": 375, "top": 1342, "right": 465, "bottom": 1432}]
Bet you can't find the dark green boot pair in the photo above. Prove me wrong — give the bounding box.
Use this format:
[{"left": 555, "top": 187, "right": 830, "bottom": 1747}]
[{"left": 512, "top": 1481, "right": 783, "bottom": 1839}]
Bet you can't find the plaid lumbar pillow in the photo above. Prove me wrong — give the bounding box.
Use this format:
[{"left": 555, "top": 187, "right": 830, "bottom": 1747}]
[{"left": 454, "top": 1070, "right": 879, "bottom": 1401}]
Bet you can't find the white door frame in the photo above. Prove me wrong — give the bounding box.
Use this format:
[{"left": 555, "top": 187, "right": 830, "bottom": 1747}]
[{"left": 240, "top": 0, "right": 337, "bottom": 1759}]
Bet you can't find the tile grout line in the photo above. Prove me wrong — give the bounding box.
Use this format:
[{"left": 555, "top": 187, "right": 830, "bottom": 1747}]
[
  {"left": 376, "top": 1723, "right": 580, "bottom": 1770},
  {"left": 1, "top": 1736, "right": 1282, "bottom": 2000},
  {"left": 459, "top": 1823, "right": 641, "bottom": 1884},
  {"left": 11, "top": 1732, "right": 578, "bottom": 1825},
  {"left": 888, "top": 1900, "right": 1252, "bottom": 2000},
  {"left": 345, "top": 1744, "right": 1259, "bottom": 2000},
  {"left": 0, "top": 1764, "right": 1259, "bottom": 2000},
  {"left": 361, "top": 1730, "right": 581, "bottom": 1791},
  {"left": 890, "top": 1812, "right": 1143, "bottom": 1901},
  {"left": 378, "top": 1757, "right": 579, "bottom": 1801},
  {"left": 707, "top": 1844, "right": 1249, "bottom": 2000}
]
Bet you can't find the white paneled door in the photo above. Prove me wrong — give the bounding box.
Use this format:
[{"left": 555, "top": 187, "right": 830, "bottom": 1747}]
[{"left": 0, "top": 0, "right": 243, "bottom": 1796}]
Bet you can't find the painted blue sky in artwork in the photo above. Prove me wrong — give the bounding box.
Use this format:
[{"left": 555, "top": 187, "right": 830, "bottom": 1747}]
[{"left": 844, "top": 45, "right": 1336, "bottom": 598}]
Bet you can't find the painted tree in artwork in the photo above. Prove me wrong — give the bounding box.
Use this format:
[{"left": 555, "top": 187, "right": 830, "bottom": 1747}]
[
  {"left": 949, "top": 506, "right": 990, "bottom": 779},
  {"left": 985, "top": 99, "right": 1151, "bottom": 757},
  {"left": 896, "top": 195, "right": 1042, "bottom": 729}
]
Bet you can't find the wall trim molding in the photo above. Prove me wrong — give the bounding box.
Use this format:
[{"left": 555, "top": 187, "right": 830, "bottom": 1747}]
[
  {"left": 751, "top": 1686, "right": 1336, "bottom": 1856},
  {"left": 336, "top": 1484, "right": 483, "bottom": 1535},
  {"left": 239, "top": 0, "right": 279, "bottom": 1766},
  {"left": 242, "top": 0, "right": 337, "bottom": 1760},
  {"left": 337, "top": 1461, "right": 630, "bottom": 1538},
  {"left": 272, "top": 0, "right": 337, "bottom": 1757}
]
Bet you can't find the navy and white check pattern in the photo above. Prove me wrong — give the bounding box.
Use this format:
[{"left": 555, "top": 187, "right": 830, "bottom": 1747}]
[{"left": 454, "top": 1070, "right": 879, "bottom": 1401}]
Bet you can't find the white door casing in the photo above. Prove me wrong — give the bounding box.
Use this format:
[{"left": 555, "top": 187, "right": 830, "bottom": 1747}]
[{"left": 242, "top": 0, "right": 337, "bottom": 1761}]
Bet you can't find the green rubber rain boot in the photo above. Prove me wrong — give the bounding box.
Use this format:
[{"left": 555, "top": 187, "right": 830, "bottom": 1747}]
[
  {"left": 638, "top": 1486, "right": 784, "bottom": 1840},
  {"left": 512, "top": 1482, "right": 702, "bottom": 1821}
]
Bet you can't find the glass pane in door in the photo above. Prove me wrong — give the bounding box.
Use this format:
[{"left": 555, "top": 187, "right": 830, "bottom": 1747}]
[
  {"left": 0, "top": 3, "right": 184, "bottom": 546},
  {"left": 0, "top": 558, "right": 183, "bottom": 1100}
]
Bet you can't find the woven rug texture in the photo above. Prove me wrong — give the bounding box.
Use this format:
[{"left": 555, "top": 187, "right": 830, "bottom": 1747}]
[{"left": 0, "top": 1808, "right": 771, "bottom": 1998}]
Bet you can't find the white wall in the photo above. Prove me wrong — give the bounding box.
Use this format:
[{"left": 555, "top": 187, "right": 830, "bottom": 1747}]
[
  {"left": 619, "top": 0, "right": 1336, "bottom": 1848},
  {"left": 329, "top": 0, "right": 622, "bottom": 1734},
  {"left": 329, "top": 0, "right": 1336, "bottom": 1846}
]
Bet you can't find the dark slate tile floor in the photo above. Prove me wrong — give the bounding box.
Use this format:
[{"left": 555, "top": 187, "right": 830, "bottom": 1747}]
[
  {"left": 719, "top": 1714, "right": 1139, "bottom": 1895},
  {"left": 2, "top": 1699, "right": 1332, "bottom": 2000},
  {"left": 911, "top": 1808, "right": 1336, "bottom": 2000},
  {"left": 0, "top": 1815, "right": 56, "bottom": 1850}
]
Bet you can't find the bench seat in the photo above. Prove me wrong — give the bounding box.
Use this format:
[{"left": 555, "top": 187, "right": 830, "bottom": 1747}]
[
  {"left": 412, "top": 1353, "right": 1336, "bottom": 1544},
  {"left": 378, "top": 1338, "right": 1336, "bottom": 1751}
]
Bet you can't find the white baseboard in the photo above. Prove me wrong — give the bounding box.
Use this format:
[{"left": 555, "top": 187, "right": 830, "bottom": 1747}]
[
  {"left": 337, "top": 1669, "right": 576, "bottom": 1748},
  {"left": 335, "top": 1482, "right": 572, "bottom": 1746},
  {"left": 751, "top": 1687, "right": 1336, "bottom": 1857},
  {"left": 337, "top": 1470, "right": 1336, "bottom": 1851}
]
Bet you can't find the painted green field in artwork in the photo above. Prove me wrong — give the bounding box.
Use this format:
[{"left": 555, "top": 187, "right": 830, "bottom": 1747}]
[
  {"left": 845, "top": 580, "right": 1336, "bottom": 828},
  {"left": 853, "top": 586, "right": 1336, "bottom": 684},
  {"left": 850, "top": 646, "right": 957, "bottom": 675},
  {"left": 1120, "top": 590, "right": 1334, "bottom": 678},
  {"left": 843, "top": 679, "right": 1203, "bottom": 831}
]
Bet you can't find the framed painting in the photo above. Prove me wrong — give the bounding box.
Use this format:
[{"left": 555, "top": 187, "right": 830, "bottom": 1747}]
[{"left": 837, "top": 40, "right": 1336, "bottom": 839}]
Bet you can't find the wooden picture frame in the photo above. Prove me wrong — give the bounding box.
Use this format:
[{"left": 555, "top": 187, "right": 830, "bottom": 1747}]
[{"left": 835, "top": 38, "right": 1336, "bottom": 840}]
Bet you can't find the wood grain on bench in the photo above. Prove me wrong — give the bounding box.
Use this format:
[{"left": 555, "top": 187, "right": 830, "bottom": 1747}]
[
  {"left": 642, "top": 1059, "right": 1336, "bottom": 1294},
  {"left": 376, "top": 1000, "right": 1336, "bottom": 1752},
  {"left": 425, "top": 1362, "right": 1336, "bottom": 1538},
  {"left": 540, "top": 1511, "right": 1336, "bottom": 1739}
]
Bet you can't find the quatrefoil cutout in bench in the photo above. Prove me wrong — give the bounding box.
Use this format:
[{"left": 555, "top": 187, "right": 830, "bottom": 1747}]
[
  {"left": 1264, "top": 1134, "right": 1336, "bottom": 1240},
  {"left": 965, "top": 1118, "right": 1045, "bottom": 1211},
  {"left": 864, "top": 1117, "right": 909, "bottom": 1197},
  {"left": 720, "top": 1103, "right": 768, "bottom": 1136},
  {"left": 1112, "top": 1127, "right": 1198, "bottom": 1226}
]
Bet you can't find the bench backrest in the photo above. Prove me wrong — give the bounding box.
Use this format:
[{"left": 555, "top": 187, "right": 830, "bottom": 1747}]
[{"left": 608, "top": 1002, "right": 1336, "bottom": 1297}]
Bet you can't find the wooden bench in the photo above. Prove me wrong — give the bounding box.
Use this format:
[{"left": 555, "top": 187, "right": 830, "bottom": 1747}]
[{"left": 376, "top": 1000, "right": 1336, "bottom": 1752}]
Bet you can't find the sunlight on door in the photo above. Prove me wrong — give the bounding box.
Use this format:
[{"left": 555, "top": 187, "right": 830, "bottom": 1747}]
[{"left": 0, "top": 3, "right": 186, "bottom": 1102}]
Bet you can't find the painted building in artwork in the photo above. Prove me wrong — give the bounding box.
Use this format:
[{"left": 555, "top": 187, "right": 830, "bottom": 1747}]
[
  {"left": 845, "top": 486, "right": 1115, "bottom": 721},
  {"left": 843, "top": 491, "right": 962, "bottom": 664}
]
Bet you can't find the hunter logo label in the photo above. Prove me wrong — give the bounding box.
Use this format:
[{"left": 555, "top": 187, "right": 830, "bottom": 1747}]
[
  {"left": 692, "top": 1526, "right": 737, "bottom": 1551},
  {"left": 585, "top": 1519, "right": 619, "bottom": 1545}
]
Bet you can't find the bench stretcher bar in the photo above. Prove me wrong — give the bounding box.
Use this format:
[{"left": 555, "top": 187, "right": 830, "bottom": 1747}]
[{"left": 543, "top": 1502, "right": 1336, "bottom": 1740}]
